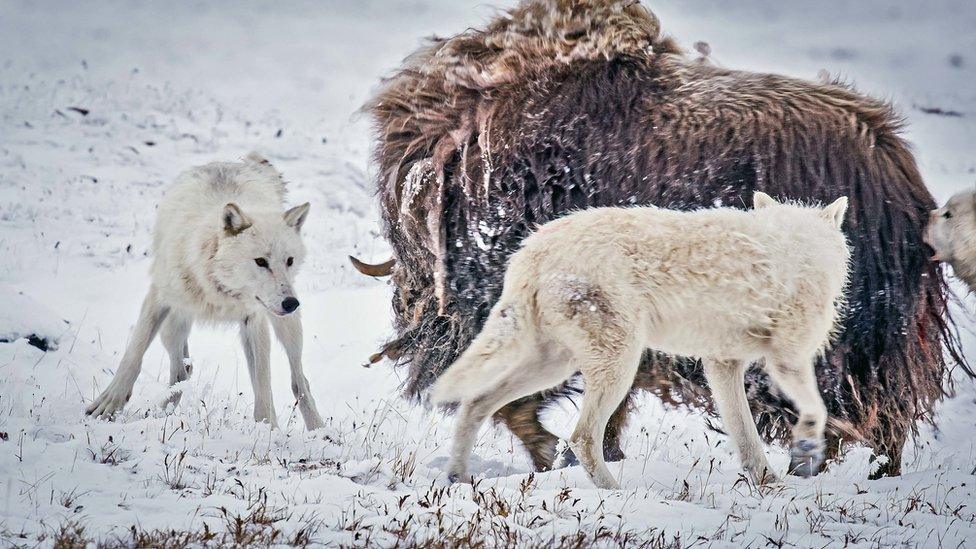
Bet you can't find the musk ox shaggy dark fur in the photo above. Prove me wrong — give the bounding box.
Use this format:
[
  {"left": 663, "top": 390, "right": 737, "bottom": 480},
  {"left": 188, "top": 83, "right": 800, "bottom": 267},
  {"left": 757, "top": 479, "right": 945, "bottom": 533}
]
[{"left": 361, "top": 0, "right": 969, "bottom": 476}]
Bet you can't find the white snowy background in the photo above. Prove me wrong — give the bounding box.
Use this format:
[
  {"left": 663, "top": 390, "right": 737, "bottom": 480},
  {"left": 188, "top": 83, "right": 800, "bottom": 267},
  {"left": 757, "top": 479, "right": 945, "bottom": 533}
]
[{"left": 1, "top": 0, "right": 975, "bottom": 546}]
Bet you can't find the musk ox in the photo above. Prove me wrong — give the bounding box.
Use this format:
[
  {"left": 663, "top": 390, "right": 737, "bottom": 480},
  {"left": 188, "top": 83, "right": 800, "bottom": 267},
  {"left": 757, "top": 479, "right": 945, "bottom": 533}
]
[
  {"left": 359, "top": 0, "right": 969, "bottom": 476},
  {"left": 433, "top": 194, "right": 851, "bottom": 488},
  {"left": 925, "top": 188, "right": 976, "bottom": 293}
]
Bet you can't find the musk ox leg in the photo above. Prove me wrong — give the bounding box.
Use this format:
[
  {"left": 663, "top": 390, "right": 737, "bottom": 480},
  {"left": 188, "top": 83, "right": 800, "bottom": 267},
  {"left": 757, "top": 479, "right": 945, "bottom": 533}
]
[
  {"left": 763, "top": 357, "right": 828, "bottom": 478},
  {"left": 703, "top": 359, "right": 778, "bottom": 484},
  {"left": 818, "top": 430, "right": 904, "bottom": 478},
  {"left": 570, "top": 346, "right": 642, "bottom": 490},
  {"left": 498, "top": 388, "right": 630, "bottom": 470},
  {"left": 873, "top": 436, "right": 904, "bottom": 477},
  {"left": 446, "top": 351, "right": 574, "bottom": 483},
  {"left": 602, "top": 390, "right": 633, "bottom": 463},
  {"left": 494, "top": 396, "right": 565, "bottom": 471}
]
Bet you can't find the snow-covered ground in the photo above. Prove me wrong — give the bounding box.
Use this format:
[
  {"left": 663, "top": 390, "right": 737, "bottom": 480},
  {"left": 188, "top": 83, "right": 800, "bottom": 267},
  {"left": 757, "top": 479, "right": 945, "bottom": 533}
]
[{"left": 1, "top": 0, "right": 975, "bottom": 546}]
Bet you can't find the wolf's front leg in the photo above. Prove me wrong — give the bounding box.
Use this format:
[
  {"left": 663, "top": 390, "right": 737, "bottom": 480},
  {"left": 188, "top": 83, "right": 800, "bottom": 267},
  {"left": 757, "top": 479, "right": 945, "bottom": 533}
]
[
  {"left": 270, "top": 312, "right": 325, "bottom": 430},
  {"left": 703, "top": 359, "right": 778, "bottom": 484},
  {"left": 570, "top": 346, "right": 642, "bottom": 490},
  {"left": 160, "top": 314, "right": 193, "bottom": 409},
  {"left": 764, "top": 357, "right": 827, "bottom": 478},
  {"left": 87, "top": 288, "right": 169, "bottom": 418},
  {"left": 240, "top": 315, "right": 277, "bottom": 426}
]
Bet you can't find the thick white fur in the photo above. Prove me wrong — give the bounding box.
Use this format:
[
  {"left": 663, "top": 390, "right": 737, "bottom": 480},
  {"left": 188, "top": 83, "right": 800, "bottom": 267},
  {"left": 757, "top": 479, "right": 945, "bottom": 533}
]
[
  {"left": 925, "top": 187, "right": 976, "bottom": 292},
  {"left": 433, "top": 193, "right": 850, "bottom": 488},
  {"left": 86, "top": 153, "right": 325, "bottom": 431}
]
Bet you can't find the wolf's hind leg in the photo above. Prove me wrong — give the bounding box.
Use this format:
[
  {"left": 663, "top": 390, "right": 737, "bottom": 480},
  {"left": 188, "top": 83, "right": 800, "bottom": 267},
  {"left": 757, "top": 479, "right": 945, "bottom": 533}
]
[
  {"left": 447, "top": 346, "right": 573, "bottom": 483},
  {"left": 703, "top": 359, "right": 777, "bottom": 483},
  {"left": 160, "top": 314, "right": 193, "bottom": 408},
  {"left": 763, "top": 356, "right": 827, "bottom": 477},
  {"left": 86, "top": 287, "right": 169, "bottom": 418},
  {"left": 569, "top": 346, "right": 641, "bottom": 490},
  {"left": 270, "top": 313, "right": 324, "bottom": 431}
]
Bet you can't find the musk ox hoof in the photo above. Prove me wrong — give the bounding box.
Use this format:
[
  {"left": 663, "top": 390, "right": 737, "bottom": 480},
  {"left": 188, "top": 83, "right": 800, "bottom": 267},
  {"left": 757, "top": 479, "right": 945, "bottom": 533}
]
[
  {"left": 789, "top": 439, "right": 825, "bottom": 478},
  {"left": 604, "top": 445, "right": 626, "bottom": 463}
]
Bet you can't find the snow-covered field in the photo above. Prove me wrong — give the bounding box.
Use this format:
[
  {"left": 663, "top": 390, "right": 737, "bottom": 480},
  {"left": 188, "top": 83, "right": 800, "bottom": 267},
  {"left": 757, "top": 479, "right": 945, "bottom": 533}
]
[{"left": 1, "top": 0, "right": 975, "bottom": 546}]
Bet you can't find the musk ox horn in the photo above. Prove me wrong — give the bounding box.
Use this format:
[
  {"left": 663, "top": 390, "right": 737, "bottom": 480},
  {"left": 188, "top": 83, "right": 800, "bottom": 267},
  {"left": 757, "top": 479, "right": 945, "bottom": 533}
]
[{"left": 349, "top": 256, "right": 395, "bottom": 277}]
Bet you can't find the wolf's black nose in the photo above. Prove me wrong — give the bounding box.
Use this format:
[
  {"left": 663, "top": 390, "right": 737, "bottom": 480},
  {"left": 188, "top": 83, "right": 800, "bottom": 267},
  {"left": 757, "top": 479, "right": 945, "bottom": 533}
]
[{"left": 282, "top": 297, "right": 300, "bottom": 313}]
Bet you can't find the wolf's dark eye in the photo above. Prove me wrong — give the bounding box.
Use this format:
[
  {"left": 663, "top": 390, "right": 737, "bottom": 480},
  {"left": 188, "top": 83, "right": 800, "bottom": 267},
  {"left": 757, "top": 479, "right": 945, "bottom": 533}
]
[
  {"left": 286, "top": 257, "right": 294, "bottom": 267},
  {"left": 254, "top": 258, "right": 269, "bottom": 268},
  {"left": 943, "top": 211, "right": 953, "bottom": 219}
]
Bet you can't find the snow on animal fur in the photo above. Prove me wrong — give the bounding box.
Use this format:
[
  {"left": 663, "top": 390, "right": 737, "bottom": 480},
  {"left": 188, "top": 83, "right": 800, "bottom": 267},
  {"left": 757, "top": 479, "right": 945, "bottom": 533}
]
[
  {"left": 433, "top": 193, "right": 851, "bottom": 489},
  {"left": 86, "top": 153, "right": 325, "bottom": 431}
]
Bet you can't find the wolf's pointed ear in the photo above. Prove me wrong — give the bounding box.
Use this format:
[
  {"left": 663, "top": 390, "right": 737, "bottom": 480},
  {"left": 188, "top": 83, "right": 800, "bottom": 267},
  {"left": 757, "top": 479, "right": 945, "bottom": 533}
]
[
  {"left": 245, "top": 151, "right": 270, "bottom": 165},
  {"left": 245, "top": 151, "right": 284, "bottom": 179},
  {"left": 284, "top": 202, "right": 310, "bottom": 232},
  {"left": 753, "top": 191, "right": 777, "bottom": 209},
  {"left": 970, "top": 185, "right": 976, "bottom": 222},
  {"left": 223, "top": 203, "right": 252, "bottom": 235},
  {"left": 821, "top": 196, "right": 848, "bottom": 229}
]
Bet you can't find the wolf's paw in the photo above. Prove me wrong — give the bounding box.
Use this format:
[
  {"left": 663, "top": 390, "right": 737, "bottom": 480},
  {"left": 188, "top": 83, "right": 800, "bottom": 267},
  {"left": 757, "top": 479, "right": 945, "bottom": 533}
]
[
  {"left": 161, "top": 394, "right": 182, "bottom": 411},
  {"left": 302, "top": 412, "right": 326, "bottom": 432},
  {"left": 86, "top": 385, "right": 132, "bottom": 419},
  {"left": 445, "top": 467, "right": 473, "bottom": 485},
  {"left": 747, "top": 464, "right": 781, "bottom": 485},
  {"left": 305, "top": 419, "right": 327, "bottom": 432},
  {"left": 590, "top": 472, "right": 621, "bottom": 490},
  {"left": 429, "top": 471, "right": 459, "bottom": 488},
  {"left": 160, "top": 389, "right": 185, "bottom": 411},
  {"left": 789, "top": 439, "right": 825, "bottom": 478}
]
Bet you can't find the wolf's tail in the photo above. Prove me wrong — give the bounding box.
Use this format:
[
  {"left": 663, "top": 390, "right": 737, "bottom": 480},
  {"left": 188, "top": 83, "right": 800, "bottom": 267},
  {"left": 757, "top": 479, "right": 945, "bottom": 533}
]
[{"left": 430, "top": 299, "right": 529, "bottom": 405}]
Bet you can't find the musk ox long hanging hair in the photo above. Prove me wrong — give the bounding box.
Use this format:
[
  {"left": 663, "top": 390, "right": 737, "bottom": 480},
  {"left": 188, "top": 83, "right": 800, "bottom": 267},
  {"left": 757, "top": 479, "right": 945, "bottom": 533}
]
[{"left": 362, "top": 0, "right": 970, "bottom": 476}]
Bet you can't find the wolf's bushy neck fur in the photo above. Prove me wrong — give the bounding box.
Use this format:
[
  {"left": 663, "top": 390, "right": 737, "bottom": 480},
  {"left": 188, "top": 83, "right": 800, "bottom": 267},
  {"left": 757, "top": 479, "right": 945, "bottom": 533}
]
[{"left": 950, "top": 258, "right": 976, "bottom": 293}]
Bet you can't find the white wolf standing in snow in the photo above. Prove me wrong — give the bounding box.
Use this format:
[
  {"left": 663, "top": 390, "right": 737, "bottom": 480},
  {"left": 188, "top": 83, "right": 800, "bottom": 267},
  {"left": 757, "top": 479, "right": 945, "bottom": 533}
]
[
  {"left": 432, "top": 193, "right": 850, "bottom": 489},
  {"left": 86, "top": 153, "right": 325, "bottom": 430}
]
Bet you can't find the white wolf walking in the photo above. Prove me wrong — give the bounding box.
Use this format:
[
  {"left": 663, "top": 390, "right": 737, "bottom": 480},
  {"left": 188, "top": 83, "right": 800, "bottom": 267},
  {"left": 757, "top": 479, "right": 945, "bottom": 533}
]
[
  {"left": 86, "top": 153, "right": 325, "bottom": 430},
  {"left": 432, "top": 193, "right": 850, "bottom": 489}
]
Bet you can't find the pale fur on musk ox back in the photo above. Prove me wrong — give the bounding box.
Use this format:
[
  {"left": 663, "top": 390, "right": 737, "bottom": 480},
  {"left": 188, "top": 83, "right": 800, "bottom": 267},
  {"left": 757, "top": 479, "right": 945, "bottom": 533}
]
[{"left": 433, "top": 194, "right": 851, "bottom": 488}]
